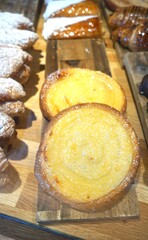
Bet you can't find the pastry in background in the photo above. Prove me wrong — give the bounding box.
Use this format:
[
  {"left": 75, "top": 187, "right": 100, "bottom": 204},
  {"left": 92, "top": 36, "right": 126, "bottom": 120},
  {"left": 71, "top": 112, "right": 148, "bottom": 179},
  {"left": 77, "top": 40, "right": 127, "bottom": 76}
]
[
  {"left": 0, "top": 29, "right": 38, "bottom": 49},
  {"left": 43, "top": 15, "right": 101, "bottom": 40},
  {"left": 40, "top": 68, "right": 126, "bottom": 120},
  {"left": 104, "top": 0, "right": 132, "bottom": 11},
  {"left": 108, "top": 6, "right": 148, "bottom": 30},
  {"left": 108, "top": 6, "right": 148, "bottom": 51},
  {"left": 42, "top": 0, "right": 102, "bottom": 40},
  {"left": 0, "top": 46, "right": 32, "bottom": 84},
  {"left": 112, "top": 21, "right": 148, "bottom": 51},
  {"left": 43, "top": 0, "right": 99, "bottom": 19},
  {"left": 0, "top": 11, "right": 34, "bottom": 30}
]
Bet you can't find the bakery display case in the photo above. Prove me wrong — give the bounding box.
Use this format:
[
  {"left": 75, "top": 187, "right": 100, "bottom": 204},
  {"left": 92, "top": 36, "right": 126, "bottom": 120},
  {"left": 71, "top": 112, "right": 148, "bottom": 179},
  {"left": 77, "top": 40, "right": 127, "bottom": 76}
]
[{"left": 0, "top": 0, "right": 148, "bottom": 239}]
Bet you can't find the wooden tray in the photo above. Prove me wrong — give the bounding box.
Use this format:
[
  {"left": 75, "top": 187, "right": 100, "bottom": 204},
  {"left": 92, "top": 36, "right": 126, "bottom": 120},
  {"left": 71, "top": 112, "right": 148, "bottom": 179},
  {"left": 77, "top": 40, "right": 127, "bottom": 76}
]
[
  {"left": 0, "top": 0, "right": 42, "bottom": 29},
  {"left": 124, "top": 52, "right": 148, "bottom": 147},
  {"left": 36, "top": 38, "right": 139, "bottom": 223}
]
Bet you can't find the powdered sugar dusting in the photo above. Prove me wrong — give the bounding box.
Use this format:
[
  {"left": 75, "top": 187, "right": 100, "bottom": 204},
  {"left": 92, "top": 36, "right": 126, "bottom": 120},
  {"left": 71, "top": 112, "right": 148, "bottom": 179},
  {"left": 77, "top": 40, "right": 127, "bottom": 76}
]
[
  {"left": 0, "top": 12, "right": 33, "bottom": 30},
  {"left": 0, "top": 112, "right": 15, "bottom": 138},
  {"left": 0, "top": 29, "right": 38, "bottom": 49},
  {"left": 0, "top": 78, "right": 26, "bottom": 100},
  {"left": 0, "top": 46, "right": 32, "bottom": 77},
  {"left": 0, "top": 101, "right": 25, "bottom": 116}
]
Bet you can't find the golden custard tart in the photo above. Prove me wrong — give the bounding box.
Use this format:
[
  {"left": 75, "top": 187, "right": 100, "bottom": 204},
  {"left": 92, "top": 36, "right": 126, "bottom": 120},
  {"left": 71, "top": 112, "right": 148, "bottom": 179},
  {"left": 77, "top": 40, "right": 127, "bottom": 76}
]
[
  {"left": 35, "top": 103, "right": 140, "bottom": 212},
  {"left": 40, "top": 68, "right": 126, "bottom": 120}
]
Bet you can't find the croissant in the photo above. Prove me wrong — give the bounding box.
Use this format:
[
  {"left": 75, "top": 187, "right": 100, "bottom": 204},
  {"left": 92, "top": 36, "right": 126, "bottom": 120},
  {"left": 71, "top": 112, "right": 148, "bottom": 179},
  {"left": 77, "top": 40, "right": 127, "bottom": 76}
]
[
  {"left": 108, "top": 6, "right": 148, "bottom": 29},
  {"left": 112, "top": 21, "right": 148, "bottom": 51}
]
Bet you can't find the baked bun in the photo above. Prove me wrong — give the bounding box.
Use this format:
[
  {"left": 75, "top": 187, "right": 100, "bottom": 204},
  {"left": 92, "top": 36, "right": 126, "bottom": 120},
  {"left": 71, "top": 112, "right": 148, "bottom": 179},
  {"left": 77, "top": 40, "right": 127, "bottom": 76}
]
[
  {"left": 43, "top": 0, "right": 100, "bottom": 19},
  {"left": 43, "top": 15, "right": 101, "bottom": 40},
  {"left": 40, "top": 68, "right": 126, "bottom": 120},
  {"left": 35, "top": 103, "right": 140, "bottom": 212}
]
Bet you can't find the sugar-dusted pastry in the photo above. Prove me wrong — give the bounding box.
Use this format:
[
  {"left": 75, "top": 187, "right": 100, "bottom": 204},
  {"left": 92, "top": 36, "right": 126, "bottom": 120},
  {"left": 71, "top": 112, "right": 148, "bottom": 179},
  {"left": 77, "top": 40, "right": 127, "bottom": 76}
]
[
  {"left": 0, "top": 147, "right": 8, "bottom": 174},
  {"left": 0, "top": 46, "right": 32, "bottom": 84},
  {"left": 0, "top": 45, "right": 33, "bottom": 64},
  {"left": 0, "top": 101, "right": 25, "bottom": 117},
  {"left": 0, "top": 112, "right": 17, "bottom": 150},
  {"left": 11, "top": 64, "right": 31, "bottom": 85},
  {"left": 0, "top": 12, "right": 34, "bottom": 30},
  {"left": 43, "top": 0, "right": 99, "bottom": 19},
  {"left": 0, "top": 78, "right": 26, "bottom": 101},
  {"left": 43, "top": 15, "right": 101, "bottom": 39},
  {"left": 35, "top": 103, "right": 140, "bottom": 212},
  {"left": 0, "top": 29, "right": 38, "bottom": 49},
  {"left": 40, "top": 68, "right": 126, "bottom": 119}
]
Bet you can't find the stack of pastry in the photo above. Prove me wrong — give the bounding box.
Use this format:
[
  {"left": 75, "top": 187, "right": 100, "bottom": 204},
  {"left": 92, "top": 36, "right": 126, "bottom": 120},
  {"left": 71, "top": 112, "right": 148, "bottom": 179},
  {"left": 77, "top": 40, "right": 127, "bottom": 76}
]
[
  {"left": 0, "top": 12, "right": 38, "bottom": 186},
  {"left": 42, "top": 0, "right": 102, "bottom": 40},
  {"left": 35, "top": 68, "right": 140, "bottom": 212},
  {"left": 108, "top": 6, "right": 148, "bottom": 51}
]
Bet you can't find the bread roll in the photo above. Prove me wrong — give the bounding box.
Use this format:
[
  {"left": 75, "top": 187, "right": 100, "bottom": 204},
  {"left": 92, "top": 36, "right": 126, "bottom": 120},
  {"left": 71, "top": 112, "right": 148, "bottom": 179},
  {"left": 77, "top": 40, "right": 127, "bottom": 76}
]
[{"left": 35, "top": 103, "right": 140, "bottom": 212}]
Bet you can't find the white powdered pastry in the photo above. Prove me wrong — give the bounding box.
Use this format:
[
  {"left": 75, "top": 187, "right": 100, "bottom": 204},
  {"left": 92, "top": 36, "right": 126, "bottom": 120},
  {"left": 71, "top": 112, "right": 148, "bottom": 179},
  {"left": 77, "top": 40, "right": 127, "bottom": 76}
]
[
  {"left": 0, "top": 101, "right": 25, "bottom": 116},
  {"left": 43, "top": 15, "right": 97, "bottom": 39},
  {"left": 0, "top": 12, "right": 33, "bottom": 29},
  {"left": 43, "top": 0, "right": 85, "bottom": 19},
  {"left": 0, "top": 46, "right": 32, "bottom": 77},
  {"left": 0, "top": 112, "right": 15, "bottom": 138},
  {"left": 0, "top": 29, "right": 38, "bottom": 49},
  {"left": 0, "top": 78, "right": 26, "bottom": 100}
]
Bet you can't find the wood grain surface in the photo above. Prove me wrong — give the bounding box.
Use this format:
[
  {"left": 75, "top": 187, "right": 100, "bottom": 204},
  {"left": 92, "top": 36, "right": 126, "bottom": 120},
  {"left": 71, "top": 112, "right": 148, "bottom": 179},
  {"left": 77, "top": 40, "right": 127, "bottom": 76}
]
[{"left": 0, "top": 2, "right": 148, "bottom": 240}]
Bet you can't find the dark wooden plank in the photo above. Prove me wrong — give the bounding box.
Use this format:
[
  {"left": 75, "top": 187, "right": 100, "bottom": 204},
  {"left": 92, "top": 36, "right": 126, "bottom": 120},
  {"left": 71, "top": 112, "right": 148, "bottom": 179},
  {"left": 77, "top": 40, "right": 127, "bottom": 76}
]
[
  {"left": 46, "top": 38, "right": 111, "bottom": 76},
  {"left": 36, "top": 182, "right": 139, "bottom": 223},
  {"left": 0, "top": 0, "right": 43, "bottom": 29},
  {"left": 46, "top": 40, "right": 58, "bottom": 76},
  {"left": 124, "top": 52, "right": 148, "bottom": 147}
]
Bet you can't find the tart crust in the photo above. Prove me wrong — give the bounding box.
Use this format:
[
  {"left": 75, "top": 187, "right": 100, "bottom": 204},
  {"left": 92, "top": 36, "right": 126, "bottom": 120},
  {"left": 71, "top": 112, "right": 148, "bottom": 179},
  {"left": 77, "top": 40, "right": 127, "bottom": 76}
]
[
  {"left": 35, "top": 103, "right": 140, "bottom": 212},
  {"left": 40, "top": 68, "right": 126, "bottom": 120}
]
